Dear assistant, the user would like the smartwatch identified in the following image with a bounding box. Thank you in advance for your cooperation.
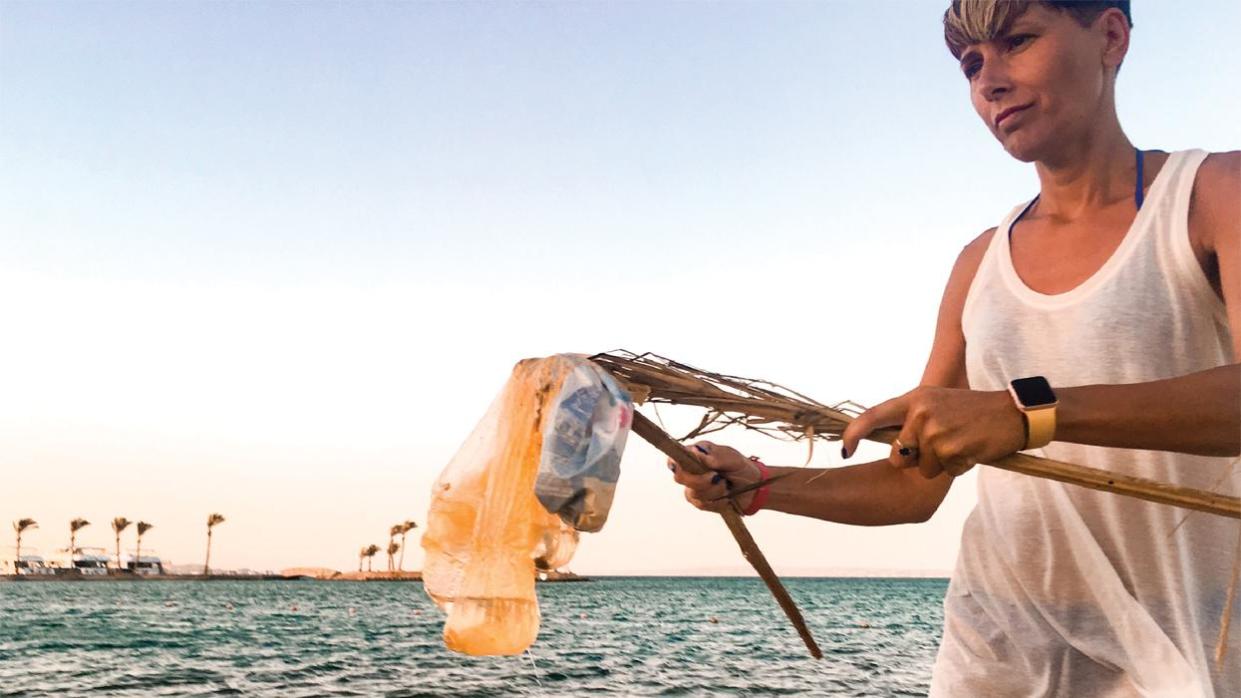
[1008,376,1058,450]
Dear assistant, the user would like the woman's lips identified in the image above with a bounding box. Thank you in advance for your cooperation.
[995,103,1033,128]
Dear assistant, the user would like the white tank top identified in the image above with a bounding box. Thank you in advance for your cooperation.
[930,149,1239,697]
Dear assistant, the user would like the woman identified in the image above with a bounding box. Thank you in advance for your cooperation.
[673,2,1239,695]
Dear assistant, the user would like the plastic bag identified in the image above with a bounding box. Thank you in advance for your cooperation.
[536,359,631,532]
[420,354,631,656]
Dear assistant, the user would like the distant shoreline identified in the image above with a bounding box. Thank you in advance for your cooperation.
[2,574,286,582]
[3,573,948,583]
[1,571,592,583]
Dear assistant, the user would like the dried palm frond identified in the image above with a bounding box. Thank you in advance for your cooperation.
[591,350,1239,519]
[593,350,863,444]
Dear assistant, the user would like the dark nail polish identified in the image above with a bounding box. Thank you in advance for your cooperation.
[899,447,912,457]
[841,446,849,459]
[711,473,723,485]
[695,445,709,454]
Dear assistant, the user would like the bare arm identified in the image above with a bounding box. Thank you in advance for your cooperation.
[675,230,996,524]
[1054,367,1239,456]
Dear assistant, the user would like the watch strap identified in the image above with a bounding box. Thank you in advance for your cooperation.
[1024,406,1055,450]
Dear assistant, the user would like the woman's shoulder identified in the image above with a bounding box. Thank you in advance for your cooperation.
[1192,150,1239,204]
[1189,150,1239,253]
[1196,150,1240,199]
[954,227,998,281]
[1201,149,1241,171]
[940,227,1000,324]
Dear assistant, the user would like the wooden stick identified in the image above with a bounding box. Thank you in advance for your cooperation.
[863,427,1240,519]
[631,412,823,660]
[1215,524,1241,667]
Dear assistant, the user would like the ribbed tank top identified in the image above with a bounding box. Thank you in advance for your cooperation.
[929,149,1239,697]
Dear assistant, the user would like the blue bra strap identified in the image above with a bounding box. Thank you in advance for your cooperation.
[1012,148,1144,240]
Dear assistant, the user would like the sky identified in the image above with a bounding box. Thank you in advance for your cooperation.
[2,0,1238,576]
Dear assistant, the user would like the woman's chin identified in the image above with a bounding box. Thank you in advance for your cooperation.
[999,133,1045,164]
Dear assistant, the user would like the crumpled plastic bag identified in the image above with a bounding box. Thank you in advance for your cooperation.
[536,359,631,532]
[420,354,632,656]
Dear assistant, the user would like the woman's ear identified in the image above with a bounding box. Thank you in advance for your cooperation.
[1098,7,1131,72]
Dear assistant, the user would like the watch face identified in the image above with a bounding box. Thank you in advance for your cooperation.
[1011,376,1057,407]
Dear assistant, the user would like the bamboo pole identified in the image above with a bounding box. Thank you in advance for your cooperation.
[631,412,823,660]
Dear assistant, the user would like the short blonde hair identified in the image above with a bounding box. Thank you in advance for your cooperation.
[943,1,1134,60]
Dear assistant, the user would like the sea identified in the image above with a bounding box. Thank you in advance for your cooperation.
[0,577,948,696]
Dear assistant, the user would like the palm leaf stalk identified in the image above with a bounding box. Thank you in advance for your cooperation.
[629,410,821,658]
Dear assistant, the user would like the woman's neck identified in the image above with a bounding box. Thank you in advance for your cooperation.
[1032,114,1136,222]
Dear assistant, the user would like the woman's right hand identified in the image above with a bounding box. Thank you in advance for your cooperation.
[669,441,762,512]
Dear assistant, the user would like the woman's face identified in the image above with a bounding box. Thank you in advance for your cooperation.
[959,5,1126,163]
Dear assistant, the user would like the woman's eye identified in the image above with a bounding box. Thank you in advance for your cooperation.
[1007,34,1034,50]
[964,62,981,79]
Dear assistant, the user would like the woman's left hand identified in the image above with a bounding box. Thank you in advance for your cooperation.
[840,386,1027,478]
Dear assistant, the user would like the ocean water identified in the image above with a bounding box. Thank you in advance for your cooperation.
[0,577,947,696]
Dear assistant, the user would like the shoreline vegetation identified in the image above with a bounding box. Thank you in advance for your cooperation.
[7,514,590,583]
[1,569,591,583]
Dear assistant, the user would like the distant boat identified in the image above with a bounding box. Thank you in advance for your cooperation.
[125,550,165,576]
[68,547,111,576]
[4,550,56,576]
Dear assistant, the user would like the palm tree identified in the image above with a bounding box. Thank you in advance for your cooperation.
[13,519,37,572]
[68,518,90,566]
[134,521,154,572]
[397,520,417,572]
[111,517,132,571]
[358,546,367,572]
[388,524,403,572]
[386,540,400,573]
[363,544,380,572]
[203,513,225,576]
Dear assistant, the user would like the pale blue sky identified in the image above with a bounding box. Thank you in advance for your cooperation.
[2,1,1238,574]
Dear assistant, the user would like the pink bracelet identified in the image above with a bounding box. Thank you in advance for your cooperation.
[742,456,770,516]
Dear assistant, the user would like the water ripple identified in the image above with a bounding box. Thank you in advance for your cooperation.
[0,577,945,696]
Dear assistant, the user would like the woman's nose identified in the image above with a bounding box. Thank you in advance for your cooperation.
[976,59,1012,103]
